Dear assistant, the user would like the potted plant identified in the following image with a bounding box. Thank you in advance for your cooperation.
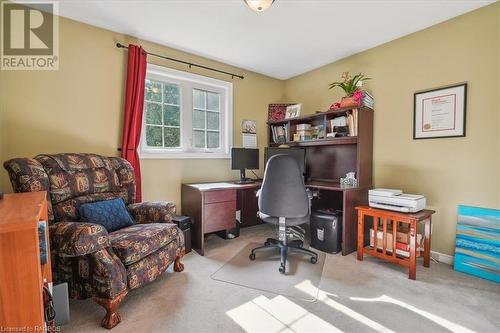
[329,72,371,108]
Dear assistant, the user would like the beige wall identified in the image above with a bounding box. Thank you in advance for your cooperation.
[0,15,285,204]
[1,3,498,256]
[284,2,500,255]
[498,2,500,207]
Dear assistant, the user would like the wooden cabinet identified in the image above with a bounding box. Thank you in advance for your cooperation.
[204,200,236,233]
[181,182,261,255]
[0,192,52,330]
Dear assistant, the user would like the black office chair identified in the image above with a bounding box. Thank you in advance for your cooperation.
[249,154,318,274]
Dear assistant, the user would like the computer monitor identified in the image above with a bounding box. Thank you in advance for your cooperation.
[231,148,259,184]
[264,147,306,177]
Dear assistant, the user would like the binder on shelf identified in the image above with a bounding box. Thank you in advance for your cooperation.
[271,124,287,143]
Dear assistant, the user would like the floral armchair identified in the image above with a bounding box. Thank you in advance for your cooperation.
[4,153,184,329]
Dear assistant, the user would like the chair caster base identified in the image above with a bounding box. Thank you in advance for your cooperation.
[249,237,318,275]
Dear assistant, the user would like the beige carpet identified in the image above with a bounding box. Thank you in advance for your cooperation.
[211,242,326,301]
[62,224,500,333]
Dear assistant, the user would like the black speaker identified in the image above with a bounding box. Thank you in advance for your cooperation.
[172,216,192,231]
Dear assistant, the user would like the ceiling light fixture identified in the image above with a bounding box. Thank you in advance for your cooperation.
[244,0,275,12]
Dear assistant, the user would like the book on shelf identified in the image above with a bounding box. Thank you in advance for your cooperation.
[270,124,287,143]
[331,116,347,127]
[362,91,374,108]
[345,109,358,136]
[330,110,358,137]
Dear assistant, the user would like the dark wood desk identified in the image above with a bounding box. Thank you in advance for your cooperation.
[181,180,369,256]
[181,182,261,256]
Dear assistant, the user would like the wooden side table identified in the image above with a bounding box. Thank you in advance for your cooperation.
[355,206,435,280]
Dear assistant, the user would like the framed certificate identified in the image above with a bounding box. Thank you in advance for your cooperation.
[413,83,467,139]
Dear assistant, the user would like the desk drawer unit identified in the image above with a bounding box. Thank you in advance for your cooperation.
[203,190,236,234]
[204,190,236,204]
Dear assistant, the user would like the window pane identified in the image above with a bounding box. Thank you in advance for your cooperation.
[145,102,162,125]
[164,105,180,126]
[206,111,219,130]
[207,111,220,131]
[207,92,220,111]
[193,130,205,148]
[207,131,219,148]
[145,80,161,102]
[146,126,162,147]
[193,109,205,129]
[164,84,180,105]
[193,89,206,109]
[164,127,180,147]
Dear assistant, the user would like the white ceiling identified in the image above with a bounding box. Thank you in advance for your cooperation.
[51,0,494,79]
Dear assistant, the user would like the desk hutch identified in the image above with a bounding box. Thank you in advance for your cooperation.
[182,106,374,256]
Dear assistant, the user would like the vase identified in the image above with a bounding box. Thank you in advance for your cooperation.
[340,96,359,108]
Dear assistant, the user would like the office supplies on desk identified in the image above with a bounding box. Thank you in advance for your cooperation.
[340,172,358,187]
[369,188,426,213]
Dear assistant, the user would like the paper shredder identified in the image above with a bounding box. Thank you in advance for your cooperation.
[310,209,342,254]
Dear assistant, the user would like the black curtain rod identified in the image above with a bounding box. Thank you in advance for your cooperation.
[116,43,244,80]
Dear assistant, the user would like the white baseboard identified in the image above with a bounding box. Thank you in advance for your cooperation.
[430,251,454,265]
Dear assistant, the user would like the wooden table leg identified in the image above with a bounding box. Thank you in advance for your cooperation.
[357,212,364,261]
[423,217,431,267]
[409,220,417,280]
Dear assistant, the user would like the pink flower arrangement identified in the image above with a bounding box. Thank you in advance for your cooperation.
[352,90,364,102]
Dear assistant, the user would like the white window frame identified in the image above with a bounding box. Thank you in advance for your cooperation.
[140,64,233,159]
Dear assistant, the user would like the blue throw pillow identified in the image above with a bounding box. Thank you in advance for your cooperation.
[79,198,134,232]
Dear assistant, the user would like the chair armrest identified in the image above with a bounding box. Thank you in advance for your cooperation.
[50,222,110,257]
[127,201,176,224]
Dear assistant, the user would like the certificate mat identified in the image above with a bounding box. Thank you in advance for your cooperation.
[414,83,467,139]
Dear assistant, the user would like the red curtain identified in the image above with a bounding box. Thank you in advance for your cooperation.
[121,44,147,202]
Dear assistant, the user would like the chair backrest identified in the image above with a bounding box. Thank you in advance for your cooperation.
[3,153,136,223]
[258,154,309,218]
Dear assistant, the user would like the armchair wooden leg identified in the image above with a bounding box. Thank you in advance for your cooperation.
[174,252,185,272]
[94,290,128,329]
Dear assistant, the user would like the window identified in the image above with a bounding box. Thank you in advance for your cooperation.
[140,64,233,159]
[144,81,181,148]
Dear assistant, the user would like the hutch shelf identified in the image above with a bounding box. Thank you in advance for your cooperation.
[266,105,374,255]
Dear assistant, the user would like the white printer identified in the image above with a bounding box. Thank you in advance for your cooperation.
[368,188,426,213]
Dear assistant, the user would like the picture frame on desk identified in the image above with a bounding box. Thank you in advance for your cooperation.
[413,83,467,139]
